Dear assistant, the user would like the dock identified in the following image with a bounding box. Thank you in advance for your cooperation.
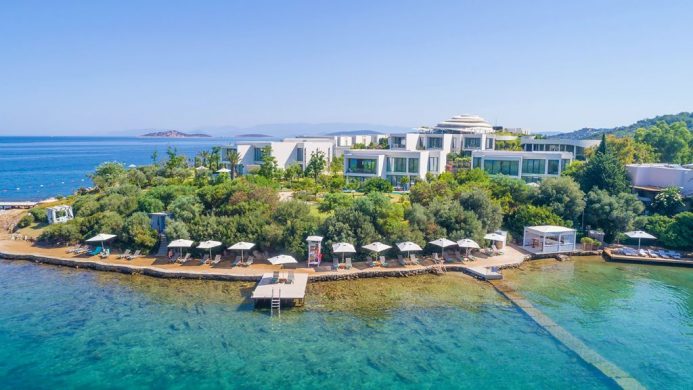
[604,248,693,267]
[251,272,308,307]
[461,265,502,280]
[0,201,38,210]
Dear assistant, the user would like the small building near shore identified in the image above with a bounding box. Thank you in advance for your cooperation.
[522,225,577,254]
[46,205,74,224]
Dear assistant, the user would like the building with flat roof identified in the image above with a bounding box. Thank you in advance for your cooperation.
[626,163,693,201]
[522,225,577,254]
[343,148,445,189]
[471,150,573,182]
[520,136,600,160]
[222,138,334,174]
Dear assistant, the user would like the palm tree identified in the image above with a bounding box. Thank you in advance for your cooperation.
[226,149,241,179]
[210,147,222,170]
[199,151,211,168]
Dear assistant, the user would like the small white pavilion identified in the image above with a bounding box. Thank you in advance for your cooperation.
[522,225,577,254]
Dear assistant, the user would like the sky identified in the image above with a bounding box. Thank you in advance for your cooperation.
[1,0,692,136]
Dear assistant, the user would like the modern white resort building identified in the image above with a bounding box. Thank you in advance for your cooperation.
[220,114,601,188]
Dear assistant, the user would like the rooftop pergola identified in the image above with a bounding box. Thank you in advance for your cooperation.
[522,225,577,254]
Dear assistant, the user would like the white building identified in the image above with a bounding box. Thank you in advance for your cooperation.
[626,163,693,201]
[471,150,573,182]
[522,225,577,254]
[222,138,334,174]
[520,136,601,161]
[343,148,445,189]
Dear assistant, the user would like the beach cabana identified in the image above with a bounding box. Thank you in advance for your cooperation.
[457,238,480,257]
[197,240,222,259]
[228,241,255,262]
[429,238,456,258]
[332,242,356,263]
[522,226,576,254]
[168,239,194,258]
[397,241,422,258]
[85,233,116,250]
[483,232,506,249]
[267,255,297,268]
[624,231,656,250]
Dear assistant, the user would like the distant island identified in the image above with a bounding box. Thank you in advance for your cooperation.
[236,133,271,138]
[140,130,211,138]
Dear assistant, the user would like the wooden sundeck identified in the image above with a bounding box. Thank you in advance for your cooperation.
[461,266,502,280]
[604,248,693,267]
[251,272,308,304]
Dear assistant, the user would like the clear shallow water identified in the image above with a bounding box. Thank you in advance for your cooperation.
[0,136,246,201]
[504,257,693,389]
[0,261,615,389]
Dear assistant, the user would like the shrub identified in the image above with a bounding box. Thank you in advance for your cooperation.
[28,207,47,223]
[38,222,82,244]
[360,178,393,193]
[16,214,34,229]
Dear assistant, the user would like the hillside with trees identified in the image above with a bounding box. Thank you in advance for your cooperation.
[553,112,693,140]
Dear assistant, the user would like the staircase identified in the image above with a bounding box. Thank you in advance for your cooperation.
[155,234,168,257]
[270,288,281,317]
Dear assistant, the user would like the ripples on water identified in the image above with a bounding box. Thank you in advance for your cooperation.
[0,260,621,389]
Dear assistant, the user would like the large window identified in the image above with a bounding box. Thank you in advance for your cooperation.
[408,158,419,173]
[391,137,405,148]
[472,157,482,168]
[253,147,265,161]
[428,157,439,172]
[427,137,443,149]
[547,159,559,175]
[522,159,545,175]
[388,157,407,172]
[347,158,377,174]
[464,137,481,149]
[486,138,494,149]
[483,160,519,176]
[296,147,304,161]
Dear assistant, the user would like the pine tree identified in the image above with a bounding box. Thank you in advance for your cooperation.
[579,134,630,195]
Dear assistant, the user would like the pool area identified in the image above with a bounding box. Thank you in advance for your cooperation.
[0,257,690,389]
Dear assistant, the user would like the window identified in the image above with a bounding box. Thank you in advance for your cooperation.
[464,137,481,148]
[391,137,405,148]
[408,158,419,173]
[427,137,443,149]
[483,160,519,176]
[472,157,482,168]
[522,159,545,175]
[428,157,439,172]
[347,158,377,174]
[253,147,265,161]
[388,157,407,172]
[486,138,494,149]
[547,160,559,175]
[561,159,570,171]
[296,147,304,161]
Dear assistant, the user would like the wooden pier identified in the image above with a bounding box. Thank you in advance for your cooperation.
[251,272,308,307]
[604,248,693,267]
[461,265,502,280]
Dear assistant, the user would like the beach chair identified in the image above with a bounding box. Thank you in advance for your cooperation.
[100,248,110,259]
[379,256,387,267]
[271,271,280,283]
[638,249,649,257]
[233,256,243,266]
[398,255,407,266]
[118,249,131,259]
[333,257,340,270]
[211,254,222,265]
[245,256,254,266]
[368,255,377,267]
[646,249,659,258]
[200,254,209,264]
[432,253,440,263]
[345,257,352,269]
[657,250,670,259]
[287,270,295,284]
[177,253,191,264]
[670,251,682,259]
[88,247,102,256]
[127,249,141,260]
[410,254,419,265]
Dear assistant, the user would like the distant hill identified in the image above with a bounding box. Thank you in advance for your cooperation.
[140,130,211,138]
[236,133,271,138]
[551,112,693,140]
[323,130,384,136]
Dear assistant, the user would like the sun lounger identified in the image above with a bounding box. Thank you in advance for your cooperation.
[410,254,419,265]
[379,256,387,267]
[669,251,682,259]
[200,254,209,264]
[177,253,191,264]
[127,249,141,260]
[368,255,377,267]
[646,249,659,258]
[233,256,243,266]
[88,247,102,256]
[638,249,649,257]
[287,270,295,284]
[271,271,280,283]
[245,256,254,266]
[211,254,222,265]
[333,257,340,270]
[398,255,407,266]
[656,250,670,259]
[433,253,441,263]
[345,257,352,269]
[118,249,131,259]
[100,248,110,258]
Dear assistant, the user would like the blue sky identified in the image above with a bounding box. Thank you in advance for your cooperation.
[1,0,692,135]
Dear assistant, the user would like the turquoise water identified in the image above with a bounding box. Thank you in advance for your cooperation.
[504,258,693,389]
[0,136,257,201]
[0,260,616,389]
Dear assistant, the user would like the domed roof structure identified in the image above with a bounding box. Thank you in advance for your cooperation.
[433,114,494,134]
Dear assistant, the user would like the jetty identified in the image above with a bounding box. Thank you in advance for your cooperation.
[0,201,38,210]
[251,272,308,309]
[604,248,693,267]
[461,265,502,280]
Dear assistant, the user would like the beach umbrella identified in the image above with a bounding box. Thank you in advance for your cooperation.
[332,242,356,263]
[267,254,297,266]
[363,242,392,254]
[457,238,480,257]
[168,239,194,257]
[197,240,222,259]
[397,241,422,258]
[216,168,231,174]
[624,231,656,250]
[483,233,506,242]
[128,164,137,169]
[85,233,116,250]
[195,166,208,171]
[429,238,456,258]
[228,241,255,261]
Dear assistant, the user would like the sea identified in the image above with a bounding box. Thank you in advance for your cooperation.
[0,257,690,388]
[0,136,251,202]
